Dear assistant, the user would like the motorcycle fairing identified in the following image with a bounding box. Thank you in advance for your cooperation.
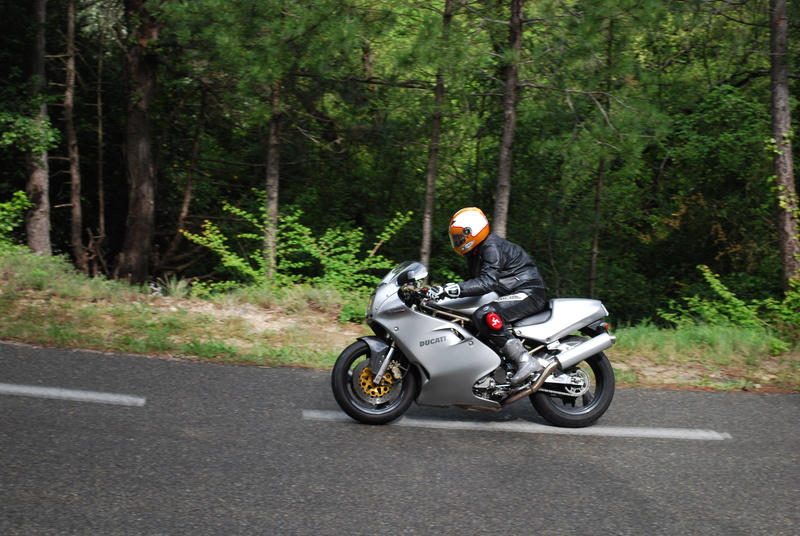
[513,299,609,344]
[436,295,608,345]
[373,306,501,409]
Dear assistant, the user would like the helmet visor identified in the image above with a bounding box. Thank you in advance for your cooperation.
[449,231,467,250]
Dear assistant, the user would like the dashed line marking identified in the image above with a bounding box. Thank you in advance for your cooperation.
[0,383,146,407]
[302,410,732,440]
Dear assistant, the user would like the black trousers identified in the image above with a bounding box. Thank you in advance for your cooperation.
[471,288,548,351]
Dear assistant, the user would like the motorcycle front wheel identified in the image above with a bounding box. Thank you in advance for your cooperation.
[331,340,417,425]
[530,337,615,428]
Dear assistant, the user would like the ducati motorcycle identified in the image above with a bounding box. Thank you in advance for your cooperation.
[331,261,617,428]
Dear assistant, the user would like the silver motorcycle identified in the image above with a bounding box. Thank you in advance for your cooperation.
[331,261,617,428]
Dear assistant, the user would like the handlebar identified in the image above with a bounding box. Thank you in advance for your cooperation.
[399,284,430,307]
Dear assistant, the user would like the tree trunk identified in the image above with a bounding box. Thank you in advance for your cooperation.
[25,0,51,256]
[160,94,206,269]
[589,160,605,299]
[65,0,88,273]
[493,0,524,238]
[770,0,800,287]
[91,29,107,277]
[264,84,282,280]
[420,0,453,271]
[420,72,444,271]
[115,0,161,283]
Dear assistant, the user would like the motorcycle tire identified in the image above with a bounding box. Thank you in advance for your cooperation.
[530,336,615,428]
[331,340,417,425]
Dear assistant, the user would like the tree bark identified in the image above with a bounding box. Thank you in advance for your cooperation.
[25,0,51,256]
[115,0,161,283]
[159,94,206,270]
[420,0,453,271]
[264,84,282,280]
[589,160,605,299]
[770,0,800,287]
[91,29,107,277]
[493,0,524,238]
[65,0,88,273]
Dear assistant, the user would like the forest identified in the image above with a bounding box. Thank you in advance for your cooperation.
[1,0,798,328]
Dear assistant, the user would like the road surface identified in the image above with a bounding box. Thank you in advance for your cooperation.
[1,342,798,535]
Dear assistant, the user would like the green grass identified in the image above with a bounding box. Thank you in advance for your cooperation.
[610,321,799,390]
[613,322,783,367]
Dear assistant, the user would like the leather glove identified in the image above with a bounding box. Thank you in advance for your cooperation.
[426,286,445,300]
[443,282,461,298]
[426,282,461,301]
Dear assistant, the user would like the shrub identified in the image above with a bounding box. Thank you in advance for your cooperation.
[0,192,33,248]
[658,265,799,352]
[183,196,412,294]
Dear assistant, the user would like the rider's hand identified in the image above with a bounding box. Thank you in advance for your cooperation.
[443,282,461,298]
[426,286,445,300]
[427,283,461,301]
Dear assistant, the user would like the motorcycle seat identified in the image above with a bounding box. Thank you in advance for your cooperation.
[511,300,553,327]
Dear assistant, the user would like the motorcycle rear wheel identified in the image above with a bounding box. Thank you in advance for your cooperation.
[331,340,417,425]
[530,337,615,428]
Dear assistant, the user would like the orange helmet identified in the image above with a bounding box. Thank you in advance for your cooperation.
[449,207,490,255]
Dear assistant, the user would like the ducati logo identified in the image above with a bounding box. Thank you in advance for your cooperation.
[420,336,447,347]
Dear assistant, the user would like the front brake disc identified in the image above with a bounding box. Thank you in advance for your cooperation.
[358,365,394,398]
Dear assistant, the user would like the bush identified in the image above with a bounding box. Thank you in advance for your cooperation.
[183,197,412,295]
[658,265,799,352]
[0,192,33,248]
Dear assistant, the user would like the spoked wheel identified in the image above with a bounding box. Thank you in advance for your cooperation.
[531,336,615,428]
[331,340,417,425]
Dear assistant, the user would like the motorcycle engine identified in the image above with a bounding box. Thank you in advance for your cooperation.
[472,368,511,400]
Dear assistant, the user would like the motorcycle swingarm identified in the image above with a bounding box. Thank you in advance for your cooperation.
[542,371,584,387]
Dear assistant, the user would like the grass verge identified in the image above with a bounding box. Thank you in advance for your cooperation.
[608,322,799,392]
[1,248,797,392]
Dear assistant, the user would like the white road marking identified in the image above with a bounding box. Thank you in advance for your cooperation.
[0,383,146,407]
[302,410,732,441]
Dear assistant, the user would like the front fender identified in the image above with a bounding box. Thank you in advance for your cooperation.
[360,336,392,373]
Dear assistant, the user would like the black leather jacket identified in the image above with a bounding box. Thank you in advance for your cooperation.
[459,233,546,296]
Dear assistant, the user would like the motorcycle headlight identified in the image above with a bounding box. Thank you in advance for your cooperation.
[365,294,375,318]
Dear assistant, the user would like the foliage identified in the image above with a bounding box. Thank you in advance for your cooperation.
[0,0,797,329]
[758,280,800,345]
[183,199,413,293]
[0,191,32,247]
[0,111,60,154]
[278,209,413,291]
[658,265,800,351]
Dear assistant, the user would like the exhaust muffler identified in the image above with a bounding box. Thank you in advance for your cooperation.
[555,332,616,370]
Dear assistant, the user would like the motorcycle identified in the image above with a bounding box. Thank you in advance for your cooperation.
[331,261,617,428]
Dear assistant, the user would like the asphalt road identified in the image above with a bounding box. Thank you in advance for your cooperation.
[1,342,798,535]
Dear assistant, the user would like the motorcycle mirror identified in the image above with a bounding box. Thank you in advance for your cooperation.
[397,266,427,286]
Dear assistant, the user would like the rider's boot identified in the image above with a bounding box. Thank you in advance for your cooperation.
[501,338,542,386]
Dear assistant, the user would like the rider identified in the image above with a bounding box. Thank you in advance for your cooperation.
[427,207,548,386]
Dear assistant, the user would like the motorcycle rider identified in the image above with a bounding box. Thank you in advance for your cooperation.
[427,207,548,386]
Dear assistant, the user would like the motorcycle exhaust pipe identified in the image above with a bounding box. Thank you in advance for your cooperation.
[555,332,616,370]
[500,360,560,407]
[495,333,616,410]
